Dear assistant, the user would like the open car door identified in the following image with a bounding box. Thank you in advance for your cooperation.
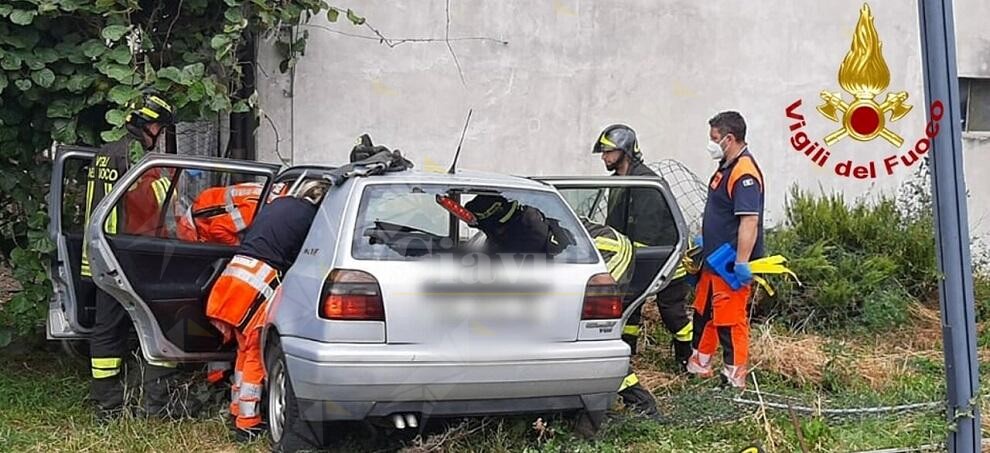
[47,146,99,339]
[86,154,279,363]
[534,176,687,321]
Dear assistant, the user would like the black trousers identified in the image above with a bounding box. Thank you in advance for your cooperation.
[623,279,692,354]
[90,288,175,412]
[90,288,130,360]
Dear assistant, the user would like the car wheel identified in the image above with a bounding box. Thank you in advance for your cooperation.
[59,340,89,365]
[266,336,323,452]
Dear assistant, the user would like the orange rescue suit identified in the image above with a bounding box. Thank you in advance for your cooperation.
[177,183,262,245]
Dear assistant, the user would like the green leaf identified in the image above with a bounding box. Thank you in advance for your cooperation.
[100,127,128,143]
[101,25,129,42]
[180,63,205,83]
[326,8,339,22]
[65,73,94,92]
[14,79,31,91]
[107,85,139,105]
[47,99,79,118]
[1,53,22,70]
[106,45,131,65]
[102,64,135,83]
[346,9,365,25]
[30,68,55,88]
[52,118,77,143]
[187,81,205,101]
[232,100,250,113]
[34,48,59,64]
[157,66,184,84]
[210,34,232,50]
[24,55,45,71]
[9,10,37,26]
[104,109,126,127]
[224,7,243,23]
[0,5,13,17]
[81,39,107,58]
[0,328,11,348]
[0,74,7,95]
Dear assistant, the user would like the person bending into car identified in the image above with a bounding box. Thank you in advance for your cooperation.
[463,196,663,419]
[463,194,569,255]
[206,179,328,441]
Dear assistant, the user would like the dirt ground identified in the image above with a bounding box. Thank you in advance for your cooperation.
[0,262,21,305]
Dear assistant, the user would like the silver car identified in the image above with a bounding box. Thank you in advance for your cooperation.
[48,147,686,450]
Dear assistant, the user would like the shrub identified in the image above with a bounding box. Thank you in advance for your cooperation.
[755,186,936,330]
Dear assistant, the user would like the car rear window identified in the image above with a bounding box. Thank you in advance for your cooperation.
[352,184,597,263]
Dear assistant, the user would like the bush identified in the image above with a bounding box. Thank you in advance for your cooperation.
[755,186,936,330]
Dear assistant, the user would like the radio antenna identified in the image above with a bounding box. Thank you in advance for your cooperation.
[448,109,473,174]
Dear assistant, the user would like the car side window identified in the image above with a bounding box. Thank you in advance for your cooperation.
[558,185,678,247]
[106,166,269,246]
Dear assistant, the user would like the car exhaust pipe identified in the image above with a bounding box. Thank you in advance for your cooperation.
[392,414,406,429]
[405,413,418,429]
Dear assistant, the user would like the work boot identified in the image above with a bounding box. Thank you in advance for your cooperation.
[618,384,663,421]
[721,365,748,389]
[89,377,125,421]
[686,351,714,379]
[232,424,267,444]
[672,340,693,372]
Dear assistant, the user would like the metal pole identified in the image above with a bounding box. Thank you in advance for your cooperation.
[917,0,981,451]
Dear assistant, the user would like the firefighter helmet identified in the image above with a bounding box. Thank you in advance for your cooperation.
[464,195,519,230]
[592,124,641,161]
[125,91,174,149]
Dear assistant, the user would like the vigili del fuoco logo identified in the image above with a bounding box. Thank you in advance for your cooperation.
[785,3,944,179]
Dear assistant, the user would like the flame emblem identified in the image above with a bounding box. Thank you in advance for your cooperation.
[817,3,912,147]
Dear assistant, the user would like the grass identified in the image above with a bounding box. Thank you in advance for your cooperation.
[0,301,963,453]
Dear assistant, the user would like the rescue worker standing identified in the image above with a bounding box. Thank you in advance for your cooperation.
[686,111,765,389]
[592,124,693,370]
[206,180,327,440]
[85,93,176,419]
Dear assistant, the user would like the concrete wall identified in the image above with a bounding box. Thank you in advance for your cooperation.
[256,0,989,254]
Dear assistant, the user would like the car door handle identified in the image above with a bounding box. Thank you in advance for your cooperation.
[198,258,229,294]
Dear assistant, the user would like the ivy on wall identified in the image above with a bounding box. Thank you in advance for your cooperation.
[0,0,363,345]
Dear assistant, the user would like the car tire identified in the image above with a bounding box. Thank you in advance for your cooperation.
[266,336,324,453]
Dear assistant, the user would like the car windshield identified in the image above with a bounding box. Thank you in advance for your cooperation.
[352,184,597,263]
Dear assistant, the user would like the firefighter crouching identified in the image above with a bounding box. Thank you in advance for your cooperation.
[205,180,328,440]
[85,93,178,419]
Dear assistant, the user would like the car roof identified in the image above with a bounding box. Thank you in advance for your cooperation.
[283,165,552,191]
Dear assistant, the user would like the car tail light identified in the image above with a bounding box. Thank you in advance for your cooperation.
[582,273,622,320]
[320,269,385,321]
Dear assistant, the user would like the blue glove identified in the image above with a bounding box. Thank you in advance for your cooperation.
[691,235,703,249]
[734,262,753,285]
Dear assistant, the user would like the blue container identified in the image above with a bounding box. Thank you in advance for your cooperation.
[705,243,743,290]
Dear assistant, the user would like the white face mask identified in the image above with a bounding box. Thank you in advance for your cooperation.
[706,136,728,160]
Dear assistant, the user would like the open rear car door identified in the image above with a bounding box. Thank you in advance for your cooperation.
[85,154,278,363]
[48,146,99,339]
[534,176,687,321]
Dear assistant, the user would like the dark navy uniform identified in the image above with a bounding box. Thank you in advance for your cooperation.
[237,196,319,274]
[700,148,765,264]
[691,147,765,383]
